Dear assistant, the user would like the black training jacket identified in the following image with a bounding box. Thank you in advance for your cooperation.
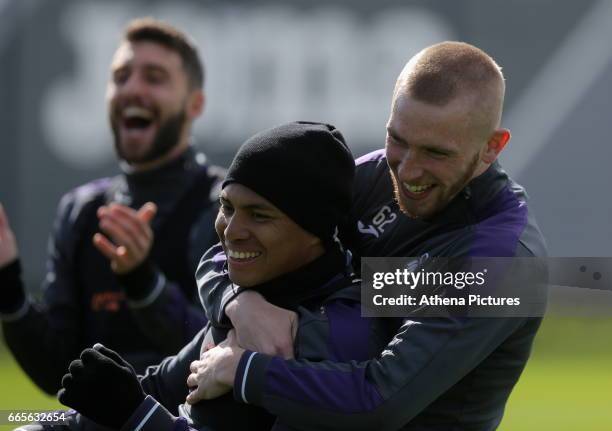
[0,148,224,394]
[199,149,548,431]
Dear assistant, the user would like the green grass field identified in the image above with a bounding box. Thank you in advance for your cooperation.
[1,315,611,431]
[499,315,612,430]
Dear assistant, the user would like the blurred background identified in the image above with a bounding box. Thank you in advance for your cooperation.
[0,0,611,429]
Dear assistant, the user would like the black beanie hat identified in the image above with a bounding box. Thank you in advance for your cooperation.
[223,121,355,242]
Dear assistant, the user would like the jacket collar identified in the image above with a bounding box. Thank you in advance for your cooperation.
[247,245,350,310]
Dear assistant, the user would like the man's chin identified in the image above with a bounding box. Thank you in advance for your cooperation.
[113,130,154,161]
[395,192,431,220]
[398,204,428,220]
[116,146,153,164]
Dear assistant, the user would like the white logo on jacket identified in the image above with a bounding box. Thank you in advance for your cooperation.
[358,205,398,238]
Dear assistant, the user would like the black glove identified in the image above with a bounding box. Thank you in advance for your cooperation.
[58,344,146,429]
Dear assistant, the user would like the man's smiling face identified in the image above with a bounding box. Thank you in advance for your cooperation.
[215,183,323,287]
[385,93,484,219]
[107,40,192,164]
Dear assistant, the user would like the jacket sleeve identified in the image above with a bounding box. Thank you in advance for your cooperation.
[1,193,83,395]
[138,327,207,415]
[232,315,528,430]
[120,396,193,431]
[196,244,238,328]
[118,264,205,356]
[119,202,220,354]
[231,253,546,431]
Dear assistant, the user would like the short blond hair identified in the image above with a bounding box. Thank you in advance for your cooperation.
[394,41,505,133]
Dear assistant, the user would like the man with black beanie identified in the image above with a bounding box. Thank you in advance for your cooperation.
[221,121,353,245]
[191,42,548,431]
[55,122,394,431]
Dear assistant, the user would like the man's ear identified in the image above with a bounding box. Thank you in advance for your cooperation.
[481,128,510,164]
[187,89,205,120]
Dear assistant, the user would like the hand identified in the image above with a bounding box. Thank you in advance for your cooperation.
[186,330,244,404]
[93,202,156,274]
[226,290,298,358]
[58,344,146,429]
[0,203,19,268]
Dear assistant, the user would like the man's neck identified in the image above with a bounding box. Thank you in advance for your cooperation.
[124,141,190,173]
[472,161,493,180]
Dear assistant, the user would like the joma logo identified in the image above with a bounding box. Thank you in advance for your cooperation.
[358,205,397,238]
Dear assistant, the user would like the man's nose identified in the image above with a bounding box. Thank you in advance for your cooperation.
[224,213,250,242]
[118,73,146,98]
[397,150,425,181]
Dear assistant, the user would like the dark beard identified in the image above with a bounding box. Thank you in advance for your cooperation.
[112,110,187,164]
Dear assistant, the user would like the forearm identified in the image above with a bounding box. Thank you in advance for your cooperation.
[233,316,526,430]
[139,327,207,415]
[2,304,80,394]
[196,244,237,327]
[120,262,207,353]
[120,396,193,431]
[0,259,81,394]
[0,259,27,316]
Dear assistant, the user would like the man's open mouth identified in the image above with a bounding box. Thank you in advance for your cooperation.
[227,249,262,262]
[402,182,436,200]
[122,105,155,130]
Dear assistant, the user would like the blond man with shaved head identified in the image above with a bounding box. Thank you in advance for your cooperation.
[191,42,548,431]
[388,41,509,219]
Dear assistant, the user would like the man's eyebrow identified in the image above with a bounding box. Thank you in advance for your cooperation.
[113,62,169,74]
[242,204,275,212]
[386,127,407,145]
[141,63,170,75]
[219,196,275,212]
[387,127,456,155]
[111,63,129,73]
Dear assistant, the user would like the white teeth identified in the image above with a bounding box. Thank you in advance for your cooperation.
[228,249,262,259]
[403,183,433,194]
[123,106,153,120]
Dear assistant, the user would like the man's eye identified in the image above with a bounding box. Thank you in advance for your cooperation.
[387,135,410,149]
[220,204,234,214]
[252,212,270,222]
[386,135,399,145]
[146,71,165,84]
[428,149,448,158]
[113,70,129,85]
